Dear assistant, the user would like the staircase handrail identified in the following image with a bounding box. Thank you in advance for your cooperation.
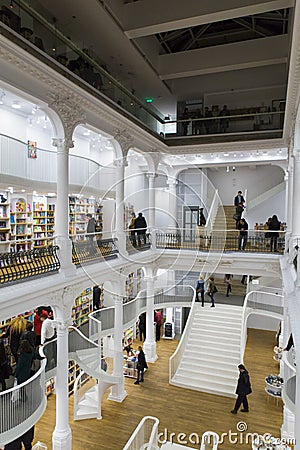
[169,285,196,381]
[123,416,160,450]
[244,188,248,211]
[0,359,47,446]
[247,182,285,210]
[205,189,219,234]
[240,290,284,361]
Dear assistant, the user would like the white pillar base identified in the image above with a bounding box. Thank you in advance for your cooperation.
[52,427,72,450]
[144,340,157,363]
[56,236,76,277]
[281,405,295,441]
[108,383,127,403]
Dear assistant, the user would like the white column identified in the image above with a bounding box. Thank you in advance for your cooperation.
[292,149,300,285]
[144,272,157,362]
[52,138,75,276]
[52,322,72,450]
[295,366,300,449]
[114,159,127,256]
[167,177,177,229]
[287,159,294,232]
[108,295,127,402]
[148,173,156,229]
[284,171,289,226]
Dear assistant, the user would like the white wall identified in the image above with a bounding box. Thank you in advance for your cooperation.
[248,315,278,332]
[245,190,286,227]
[102,199,115,235]
[207,165,284,204]
[124,161,148,222]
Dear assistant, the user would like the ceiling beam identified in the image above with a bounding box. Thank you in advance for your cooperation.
[122,0,294,38]
[158,35,288,80]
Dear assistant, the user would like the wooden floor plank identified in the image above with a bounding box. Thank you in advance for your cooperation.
[34,328,283,449]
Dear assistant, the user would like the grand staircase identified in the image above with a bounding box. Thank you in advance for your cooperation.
[212,205,239,250]
[171,303,243,397]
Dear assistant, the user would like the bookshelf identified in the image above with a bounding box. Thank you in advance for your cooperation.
[0,194,10,253]
[69,196,103,238]
[32,197,55,248]
[10,197,33,252]
[72,287,93,327]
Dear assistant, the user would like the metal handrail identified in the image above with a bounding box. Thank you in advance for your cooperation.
[123,416,160,450]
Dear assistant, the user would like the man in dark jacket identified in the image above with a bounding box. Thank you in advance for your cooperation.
[134,346,148,384]
[234,191,245,207]
[237,218,248,251]
[199,208,206,226]
[134,213,147,246]
[231,364,252,413]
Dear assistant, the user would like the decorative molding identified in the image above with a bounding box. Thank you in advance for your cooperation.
[113,128,134,157]
[49,94,86,142]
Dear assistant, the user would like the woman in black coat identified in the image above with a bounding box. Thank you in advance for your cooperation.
[231,364,252,414]
[268,214,281,252]
[0,340,12,391]
[15,340,43,385]
[134,346,148,385]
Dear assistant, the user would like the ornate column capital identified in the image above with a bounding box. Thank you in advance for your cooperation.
[167,177,177,186]
[147,172,157,179]
[49,93,86,143]
[113,157,128,168]
[52,137,74,150]
[113,128,134,157]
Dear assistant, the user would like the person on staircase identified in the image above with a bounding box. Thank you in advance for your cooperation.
[134,346,148,385]
[224,274,232,297]
[198,208,206,226]
[196,274,205,306]
[237,218,248,251]
[231,364,252,414]
[234,191,245,207]
[206,276,217,307]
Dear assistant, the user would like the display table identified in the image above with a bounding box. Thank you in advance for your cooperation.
[265,374,283,405]
[123,350,147,379]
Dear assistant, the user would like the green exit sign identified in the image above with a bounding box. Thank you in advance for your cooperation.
[145,98,153,103]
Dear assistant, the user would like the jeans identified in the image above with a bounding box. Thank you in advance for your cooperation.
[196,290,205,306]
[270,236,278,252]
[238,234,248,250]
[207,292,215,306]
[136,368,144,382]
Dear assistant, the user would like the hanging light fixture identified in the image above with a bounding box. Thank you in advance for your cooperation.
[9,0,14,9]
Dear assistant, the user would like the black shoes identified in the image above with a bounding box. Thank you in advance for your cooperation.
[231,410,237,414]
[134,381,139,385]
[211,305,215,307]
[140,379,144,382]
[241,409,249,412]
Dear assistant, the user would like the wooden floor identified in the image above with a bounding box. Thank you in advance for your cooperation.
[35,329,283,449]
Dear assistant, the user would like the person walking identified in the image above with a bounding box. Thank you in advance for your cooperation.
[196,274,205,306]
[207,276,217,307]
[4,316,27,363]
[224,274,232,297]
[0,339,12,392]
[128,212,137,246]
[154,310,162,341]
[134,346,148,384]
[199,208,206,226]
[237,218,248,251]
[134,212,147,246]
[138,312,146,341]
[21,321,36,349]
[268,214,281,252]
[234,191,245,207]
[231,364,252,414]
[15,340,43,385]
[4,426,35,450]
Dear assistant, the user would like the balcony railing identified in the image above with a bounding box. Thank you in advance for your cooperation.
[71,233,118,266]
[0,245,60,284]
[0,2,285,142]
[126,229,151,253]
[155,229,286,253]
[0,359,47,447]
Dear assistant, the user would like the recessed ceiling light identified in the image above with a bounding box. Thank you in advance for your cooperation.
[233,153,236,158]
[83,130,90,136]
[210,153,214,158]
[223,152,229,157]
[47,192,56,197]
[21,189,26,193]
[12,101,21,109]
[33,190,37,195]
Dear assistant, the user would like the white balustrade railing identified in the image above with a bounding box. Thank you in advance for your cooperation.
[169,286,196,381]
[205,189,220,234]
[0,359,47,447]
[240,290,284,361]
[123,416,160,450]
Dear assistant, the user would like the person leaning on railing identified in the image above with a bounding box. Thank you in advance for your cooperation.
[268,215,281,252]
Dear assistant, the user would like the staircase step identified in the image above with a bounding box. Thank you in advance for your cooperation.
[191,323,241,333]
[188,337,240,350]
[181,356,239,371]
[177,365,237,380]
[171,375,236,398]
[184,349,240,363]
